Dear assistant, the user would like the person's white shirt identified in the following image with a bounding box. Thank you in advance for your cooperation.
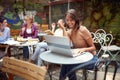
[54,28,63,36]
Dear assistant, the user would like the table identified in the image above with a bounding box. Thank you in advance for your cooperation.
[40,50,93,64]
[38,32,47,37]
[37,32,47,42]
[3,38,39,58]
[40,50,93,80]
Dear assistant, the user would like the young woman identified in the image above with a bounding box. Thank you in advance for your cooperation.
[58,9,98,80]
[19,15,39,60]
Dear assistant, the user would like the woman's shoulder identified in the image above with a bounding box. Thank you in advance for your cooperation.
[5,27,10,31]
[79,25,92,39]
[79,25,88,32]
[21,23,27,28]
[32,23,38,28]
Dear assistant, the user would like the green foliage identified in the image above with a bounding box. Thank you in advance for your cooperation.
[26,1,44,11]
[83,0,120,45]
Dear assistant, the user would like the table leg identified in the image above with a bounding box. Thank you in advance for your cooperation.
[7,46,11,57]
[28,45,34,58]
[42,61,53,80]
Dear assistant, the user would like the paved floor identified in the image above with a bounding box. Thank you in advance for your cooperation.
[13,66,120,80]
[6,61,120,80]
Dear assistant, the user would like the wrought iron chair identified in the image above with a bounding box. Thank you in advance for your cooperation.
[91,29,114,59]
[1,57,47,80]
[92,29,120,61]
[65,59,120,80]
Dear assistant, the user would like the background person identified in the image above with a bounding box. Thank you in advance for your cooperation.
[19,15,39,60]
[0,17,10,43]
[29,19,65,66]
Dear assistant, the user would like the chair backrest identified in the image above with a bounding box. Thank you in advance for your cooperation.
[10,29,20,37]
[1,57,47,80]
[40,24,49,32]
[91,29,113,57]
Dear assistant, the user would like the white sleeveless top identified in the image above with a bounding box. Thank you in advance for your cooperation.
[54,28,63,36]
[26,28,32,34]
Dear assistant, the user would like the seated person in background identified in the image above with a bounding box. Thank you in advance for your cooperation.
[19,15,39,60]
[0,17,10,43]
[45,21,64,36]
[29,19,65,66]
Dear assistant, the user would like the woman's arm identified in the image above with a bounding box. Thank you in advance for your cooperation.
[57,20,71,42]
[19,23,26,37]
[19,27,25,37]
[79,27,96,55]
[51,23,56,33]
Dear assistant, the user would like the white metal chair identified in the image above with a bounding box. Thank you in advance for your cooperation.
[91,29,114,59]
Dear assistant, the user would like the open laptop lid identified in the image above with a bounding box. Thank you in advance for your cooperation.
[44,35,73,57]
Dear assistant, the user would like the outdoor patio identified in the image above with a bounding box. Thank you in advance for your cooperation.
[0,0,120,80]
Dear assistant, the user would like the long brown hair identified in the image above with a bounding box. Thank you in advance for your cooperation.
[65,9,80,30]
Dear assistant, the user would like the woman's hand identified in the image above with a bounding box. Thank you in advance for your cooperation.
[57,20,65,30]
[73,48,86,54]
[21,27,25,34]
[51,23,56,30]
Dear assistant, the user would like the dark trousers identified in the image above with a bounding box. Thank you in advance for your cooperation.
[59,55,98,80]
[23,46,29,59]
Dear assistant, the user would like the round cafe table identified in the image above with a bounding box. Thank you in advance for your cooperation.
[40,50,93,80]
[40,50,93,65]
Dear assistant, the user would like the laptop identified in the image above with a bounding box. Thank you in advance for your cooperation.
[44,35,85,57]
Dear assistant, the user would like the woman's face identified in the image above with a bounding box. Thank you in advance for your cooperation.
[65,15,75,29]
[0,20,7,30]
[24,17,32,24]
[3,20,7,26]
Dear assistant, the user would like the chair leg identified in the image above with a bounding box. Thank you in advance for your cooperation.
[83,69,87,80]
[43,61,53,80]
[48,70,53,80]
[7,73,14,80]
[7,47,11,57]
